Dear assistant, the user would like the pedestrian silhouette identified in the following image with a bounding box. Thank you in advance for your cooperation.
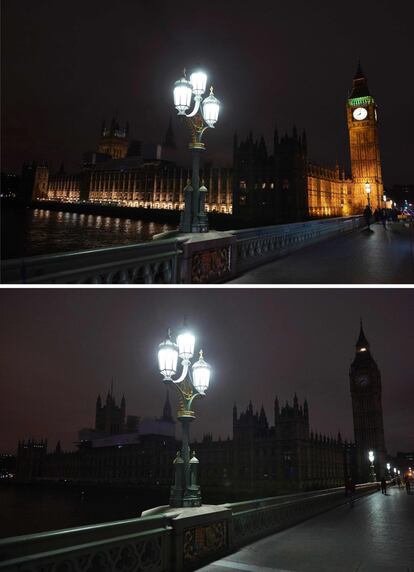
[364,205,372,229]
[381,476,387,495]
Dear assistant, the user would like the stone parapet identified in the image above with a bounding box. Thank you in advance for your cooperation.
[0,484,379,572]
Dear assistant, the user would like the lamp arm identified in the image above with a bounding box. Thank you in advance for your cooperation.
[172,360,190,384]
[185,96,202,118]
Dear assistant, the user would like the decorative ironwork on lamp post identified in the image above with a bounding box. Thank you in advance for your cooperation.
[157,325,212,507]
[368,450,376,482]
[173,69,221,233]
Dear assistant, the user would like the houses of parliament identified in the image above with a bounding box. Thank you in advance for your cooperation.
[27,64,384,223]
[16,322,388,494]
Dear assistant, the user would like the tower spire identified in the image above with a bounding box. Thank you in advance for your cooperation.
[350,60,370,98]
[356,319,370,350]
[354,58,364,79]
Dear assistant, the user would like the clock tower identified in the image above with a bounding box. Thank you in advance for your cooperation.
[347,63,384,212]
[349,321,386,481]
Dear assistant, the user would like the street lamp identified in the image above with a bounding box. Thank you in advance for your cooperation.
[365,181,371,208]
[158,326,212,507]
[173,68,221,233]
[386,462,391,480]
[368,450,376,482]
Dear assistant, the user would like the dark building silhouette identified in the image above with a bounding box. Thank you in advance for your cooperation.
[163,116,176,150]
[95,386,126,434]
[15,322,388,492]
[16,439,47,483]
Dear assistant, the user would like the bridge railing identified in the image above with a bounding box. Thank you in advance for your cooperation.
[230,215,364,275]
[0,483,379,572]
[225,482,378,549]
[1,216,364,284]
[1,237,186,284]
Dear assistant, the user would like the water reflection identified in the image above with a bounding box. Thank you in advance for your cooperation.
[2,207,176,259]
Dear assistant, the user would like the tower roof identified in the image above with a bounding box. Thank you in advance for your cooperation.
[356,319,370,350]
[350,61,371,98]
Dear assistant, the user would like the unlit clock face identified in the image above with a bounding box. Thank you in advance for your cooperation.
[357,375,369,386]
[353,107,368,121]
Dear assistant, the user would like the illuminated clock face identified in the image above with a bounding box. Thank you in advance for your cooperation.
[357,375,369,386]
[353,107,368,121]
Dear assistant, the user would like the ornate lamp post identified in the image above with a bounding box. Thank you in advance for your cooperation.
[173,69,221,233]
[157,326,212,507]
[365,181,371,208]
[368,450,376,482]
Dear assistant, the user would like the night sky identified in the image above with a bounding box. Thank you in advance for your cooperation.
[2,0,414,183]
[0,289,412,456]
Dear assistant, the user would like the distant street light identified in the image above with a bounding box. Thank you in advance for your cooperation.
[368,450,376,482]
[173,68,221,233]
[158,325,212,507]
[386,462,391,480]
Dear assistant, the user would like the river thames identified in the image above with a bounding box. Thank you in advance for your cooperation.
[0,484,170,538]
[1,206,176,260]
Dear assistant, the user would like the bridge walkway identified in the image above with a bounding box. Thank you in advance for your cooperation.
[199,486,414,572]
[229,221,414,284]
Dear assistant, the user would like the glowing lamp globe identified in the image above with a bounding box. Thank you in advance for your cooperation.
[177,331,195,360]
[202,87,220,128]
[387,463,391,470]
[158,337,179,380]
[190,70,207,96]
[192,350,211,394]
[174,77,193,115]
[365,182,371,195]
[368,451,374,463]
[394,468,397,474]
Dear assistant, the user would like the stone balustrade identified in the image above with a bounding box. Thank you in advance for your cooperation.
[0,483,379,572]
[230,215,364,275]
[1,237,186,284]
[1,216,364,284]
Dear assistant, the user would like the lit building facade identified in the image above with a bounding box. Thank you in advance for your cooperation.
[30,65,383,222]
